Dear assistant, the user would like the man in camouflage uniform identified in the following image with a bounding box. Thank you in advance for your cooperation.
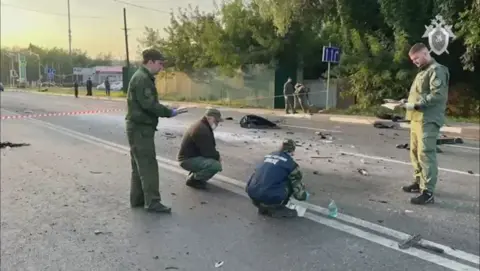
[126,48,187,213]
[246,139,310,218]
[294,83,309,114]
[400,43,450,205]
[283,77,296,114]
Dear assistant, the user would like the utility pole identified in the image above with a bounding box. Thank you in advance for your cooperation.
[122,7,130,94]
[67,0,72,57]
[123,8,130,69]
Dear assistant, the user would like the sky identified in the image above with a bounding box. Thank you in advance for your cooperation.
[0,0,215,59]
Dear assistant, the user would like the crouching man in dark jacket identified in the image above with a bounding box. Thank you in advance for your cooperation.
[177,108,223,190]
[246,139,309,218]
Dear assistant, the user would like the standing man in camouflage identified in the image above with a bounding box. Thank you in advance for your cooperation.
[283,77,296,114]
[126,48,187,213]
[294,83,309,114]
[177,108,223,190]
[246,139,310,218]
[400,43,450,205]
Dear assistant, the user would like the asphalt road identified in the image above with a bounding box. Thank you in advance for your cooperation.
[1,91,479,271]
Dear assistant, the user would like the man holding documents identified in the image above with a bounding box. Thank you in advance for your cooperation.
[397,43,450,205]
[246,139,309,218]
[126,48,188,213]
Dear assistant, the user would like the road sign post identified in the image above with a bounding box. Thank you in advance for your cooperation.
[322,44,340,109]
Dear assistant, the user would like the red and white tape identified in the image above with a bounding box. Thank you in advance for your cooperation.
[0,108,124,120]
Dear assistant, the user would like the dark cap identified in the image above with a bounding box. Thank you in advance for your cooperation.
[281,139,296,152]
[204,108,223,122]
[142,48,165,62]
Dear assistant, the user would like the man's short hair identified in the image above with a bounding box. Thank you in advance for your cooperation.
[409,43,428,54]
[142,48,165,64]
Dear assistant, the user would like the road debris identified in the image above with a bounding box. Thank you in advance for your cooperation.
[373,121,399,129]
[163,132,177,139]
[0,142,30,149]
[369,199,388,204]
[225,117,233,120]
[357,168,369,176]
[215,261,224,268]
[398,234,444,254]
[165,266,179,270]
[396,143,409,150]
[467,170,474,174]
[239,115,279,129]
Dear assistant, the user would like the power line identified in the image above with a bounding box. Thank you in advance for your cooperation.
[0,2,105,19]
[112,0,170,14]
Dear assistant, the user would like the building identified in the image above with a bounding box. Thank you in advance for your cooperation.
[73,66,123,85]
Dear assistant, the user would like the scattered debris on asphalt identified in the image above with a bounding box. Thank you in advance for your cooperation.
[398,234,444,254]
[153,256,159,260]
[215,261,224,268]
[313,171,320,175]
[165,267,179,270]
[94,230,103,235]
[89,171,102,174]
[163,132,177,139]
[404,210,414,214]
[239,115,279,129]
[357,168,369,176]
[467,170,474,174]
[225,117,233,120]
[396,143,409,150]
[369,199,388,204]
[0,142,30,149]
[286,131,294,134]
[373,121,399,129]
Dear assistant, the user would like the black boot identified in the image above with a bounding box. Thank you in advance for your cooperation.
[410,190,434,205]
[402,183,420,193]
[185,173,207,190]
[146,201,172,213]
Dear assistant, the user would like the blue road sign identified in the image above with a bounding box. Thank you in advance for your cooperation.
[322,46,341,63]
[47,67,56,80]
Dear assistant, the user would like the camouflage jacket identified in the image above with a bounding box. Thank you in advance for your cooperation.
[406,59,450,127]
[125,66,173,127]
[287,161,308,201]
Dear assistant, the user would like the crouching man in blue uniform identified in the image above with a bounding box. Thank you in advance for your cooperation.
[246,139,309,218]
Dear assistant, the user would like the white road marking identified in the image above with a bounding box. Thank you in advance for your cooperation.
[13,111,478,270]
[340,151,480,178]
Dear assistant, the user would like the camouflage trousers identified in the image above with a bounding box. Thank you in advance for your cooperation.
[295,94,309,113]
[409,121,440,193]
[179,157,222,182]
[126,123,161,207]
[284,95,296,114]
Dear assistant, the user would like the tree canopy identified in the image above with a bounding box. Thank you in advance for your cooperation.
[137,0,480,113]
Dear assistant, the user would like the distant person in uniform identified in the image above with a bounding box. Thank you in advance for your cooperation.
[126,48,188,213]
[294,83,309,114]
[86,77,93,96]
[177,108,223,190]
[400,43,450,205]
[73,80,79,98]
[246,139,309,218]
[283,77,296,114]
[105,77,111,97]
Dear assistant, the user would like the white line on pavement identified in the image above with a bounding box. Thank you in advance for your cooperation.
[14,111,478,269]
[340,151,480,178]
